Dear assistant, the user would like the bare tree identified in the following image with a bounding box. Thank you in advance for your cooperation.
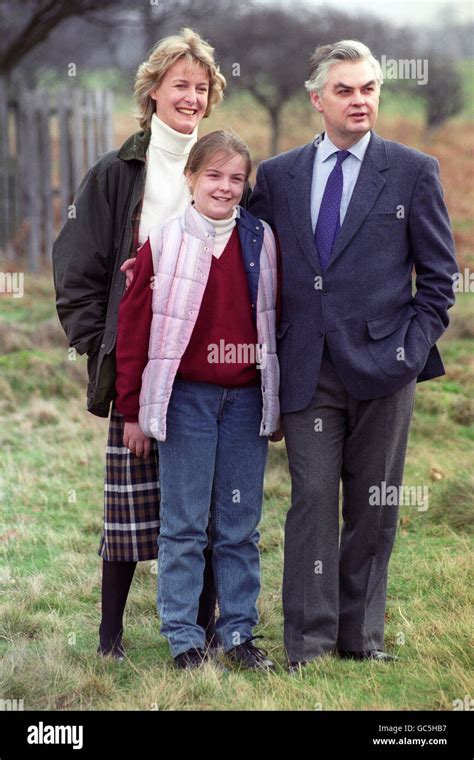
[0,0,121,77]
[0,0,237,86]
[213,6,318,155]
[423,56,464,133]
[138,0,236,59]
[211,4,420,155]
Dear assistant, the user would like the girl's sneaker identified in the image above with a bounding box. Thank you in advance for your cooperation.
[174,647,207,669]
[226,636,275,671]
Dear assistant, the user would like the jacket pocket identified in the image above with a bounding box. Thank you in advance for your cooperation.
[366,305,417,340]
[365,212,400,224]
[86,336,104,385]
[366,305,430,379]
[88,350,116,417]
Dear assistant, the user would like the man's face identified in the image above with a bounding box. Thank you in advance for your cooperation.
[310,59,380,147]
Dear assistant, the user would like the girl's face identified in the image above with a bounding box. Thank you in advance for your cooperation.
[187,152,247,220]
[150,58,210,134]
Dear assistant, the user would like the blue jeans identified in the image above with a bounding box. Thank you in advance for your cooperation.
[157,379,268,657]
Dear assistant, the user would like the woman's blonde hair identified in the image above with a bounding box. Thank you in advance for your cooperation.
[134,27,226,130]
[184,130,252,182]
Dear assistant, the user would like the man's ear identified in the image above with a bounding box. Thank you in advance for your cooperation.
[310,91,323,114]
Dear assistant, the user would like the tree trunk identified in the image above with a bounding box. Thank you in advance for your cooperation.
[269,108,281,156]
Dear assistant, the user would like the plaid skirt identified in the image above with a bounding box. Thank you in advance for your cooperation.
[98,407,161,561]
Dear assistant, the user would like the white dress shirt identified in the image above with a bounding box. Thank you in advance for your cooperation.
[311,131,371,233]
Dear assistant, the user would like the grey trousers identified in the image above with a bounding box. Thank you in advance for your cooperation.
[282,345,416,662]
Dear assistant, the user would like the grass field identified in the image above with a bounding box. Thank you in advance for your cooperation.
[0,87,473,709]
[0,278,472,710]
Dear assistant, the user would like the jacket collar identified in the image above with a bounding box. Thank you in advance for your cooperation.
[183,204,264,241]
[117,129,151,162]
[183,203,217,240]
[288,130,388,176]
[284,130,389,275]
[237,206,264,236]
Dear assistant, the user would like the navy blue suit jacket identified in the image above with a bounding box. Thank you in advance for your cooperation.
[249,131,458,413]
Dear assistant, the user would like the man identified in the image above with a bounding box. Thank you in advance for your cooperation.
[249,40,458,668]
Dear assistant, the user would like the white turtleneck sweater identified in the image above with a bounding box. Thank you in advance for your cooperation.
[201,207,238,259]
[138,113,197,245]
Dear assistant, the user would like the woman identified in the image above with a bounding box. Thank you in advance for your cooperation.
[53,28,229,659]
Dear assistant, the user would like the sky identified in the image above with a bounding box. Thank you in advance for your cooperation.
[255,0,473,27]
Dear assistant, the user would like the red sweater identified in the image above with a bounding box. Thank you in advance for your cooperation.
[177,227,259,387]
[115,228,281,423]
[114,239,154,422]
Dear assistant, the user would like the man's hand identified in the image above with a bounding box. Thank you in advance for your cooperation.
[120,257,137,289]
[123,421,151,458]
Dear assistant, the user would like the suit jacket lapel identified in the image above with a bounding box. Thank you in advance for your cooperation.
[328,132,388,269]
[285,139,322,276]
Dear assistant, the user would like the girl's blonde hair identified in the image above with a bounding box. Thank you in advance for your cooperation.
[184,130,252,181]
[134,27,226,130]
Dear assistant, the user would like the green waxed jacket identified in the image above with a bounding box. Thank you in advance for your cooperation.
[53,129,151,417]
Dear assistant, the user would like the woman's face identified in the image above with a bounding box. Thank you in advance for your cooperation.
[187,152,247,220]
[150,58,210,134]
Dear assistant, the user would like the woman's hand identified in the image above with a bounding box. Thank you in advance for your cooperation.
[120,257,137,288]
[123,422,151,458]
[269,426,284,443]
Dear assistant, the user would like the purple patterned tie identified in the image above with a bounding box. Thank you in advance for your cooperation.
[315,150,351,271]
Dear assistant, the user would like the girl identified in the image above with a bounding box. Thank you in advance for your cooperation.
[115,130,280,669]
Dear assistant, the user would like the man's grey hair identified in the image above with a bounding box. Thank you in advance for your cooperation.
[304,39,383,94]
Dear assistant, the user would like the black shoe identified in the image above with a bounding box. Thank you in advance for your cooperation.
[174,647,207,669]
[98,623,126,661]
[226,636,275,671]
[97,642,126,662]
[338,649,398,662]
[288,660,309,674]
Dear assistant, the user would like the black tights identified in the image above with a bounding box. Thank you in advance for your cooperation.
[99,549,217,653]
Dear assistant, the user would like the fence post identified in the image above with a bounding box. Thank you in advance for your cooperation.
[0,76,9,251]
[85,89,96,169]
[71,88,84,196]
[57,89,72,223]
[38,89,54,262]
[2,85,114,267]
[102,89,114,153]
[94,89,104,156]
[19,89,41,272]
